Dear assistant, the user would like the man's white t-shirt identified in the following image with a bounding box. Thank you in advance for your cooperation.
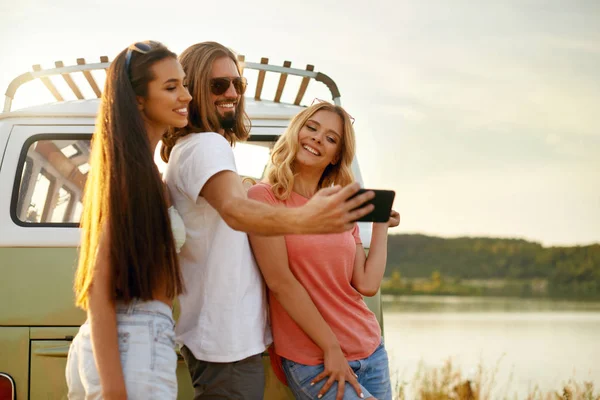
[164,132,272,362]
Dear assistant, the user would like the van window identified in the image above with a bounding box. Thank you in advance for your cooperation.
[14,137,90,225]
[232,141,271,179]
[154,140,273,180]
[14,136,275,226]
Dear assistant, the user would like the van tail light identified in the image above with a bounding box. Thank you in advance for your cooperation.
[0,373,15,400]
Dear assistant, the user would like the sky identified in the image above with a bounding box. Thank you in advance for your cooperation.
[1,0,598,246]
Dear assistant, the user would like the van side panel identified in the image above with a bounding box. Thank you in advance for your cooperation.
[30,340,72,399]
[0,247,85,326]
[0,121,11,172]
[0,328,29,400]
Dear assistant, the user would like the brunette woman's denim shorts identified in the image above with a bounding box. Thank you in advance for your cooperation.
[282,338,392,400]
[65,300,177,400]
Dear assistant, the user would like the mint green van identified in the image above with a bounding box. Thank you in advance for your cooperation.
[0,55,382,399]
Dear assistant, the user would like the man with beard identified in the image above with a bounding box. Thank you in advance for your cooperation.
[160,42,374,399]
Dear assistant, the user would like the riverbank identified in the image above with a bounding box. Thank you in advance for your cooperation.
[382,294,600,313]
[381,273,600,301]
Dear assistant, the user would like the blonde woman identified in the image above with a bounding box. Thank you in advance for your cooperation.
[248,102,400,400]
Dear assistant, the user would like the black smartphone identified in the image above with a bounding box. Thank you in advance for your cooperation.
[349,189,396,223]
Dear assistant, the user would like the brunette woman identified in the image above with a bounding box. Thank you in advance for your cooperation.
[65,40,191,400]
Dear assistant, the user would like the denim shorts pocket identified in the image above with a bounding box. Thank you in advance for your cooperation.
[117,330,130,353]
[281,358,300,373]
[152,320,177,374]
[283,359,323,387]
[154,321,175,349]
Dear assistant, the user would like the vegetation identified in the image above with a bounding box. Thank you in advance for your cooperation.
[394,359,600,400]
[384,235,600,300]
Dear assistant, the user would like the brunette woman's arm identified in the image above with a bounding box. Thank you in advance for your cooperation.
[87,227,127,400]
[248,233,364,400]
[351,211,400,296]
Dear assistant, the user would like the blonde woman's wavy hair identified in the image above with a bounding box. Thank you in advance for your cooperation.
[266,102,356,200]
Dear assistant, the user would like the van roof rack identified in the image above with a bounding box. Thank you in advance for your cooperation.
[3,55,342,113]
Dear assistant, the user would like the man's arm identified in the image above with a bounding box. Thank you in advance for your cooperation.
[200,171,374,235]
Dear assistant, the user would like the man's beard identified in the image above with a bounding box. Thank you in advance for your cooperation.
[218,111,236,132]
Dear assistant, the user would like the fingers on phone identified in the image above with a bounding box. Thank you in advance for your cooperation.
[350,203,375,221]
[336,182,361,200]
[345,191,374,211]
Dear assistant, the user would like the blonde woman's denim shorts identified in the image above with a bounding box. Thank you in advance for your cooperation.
[65,300,177,400]
[282,338,392,400]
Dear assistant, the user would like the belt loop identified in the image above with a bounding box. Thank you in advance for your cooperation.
[127,298,137,315]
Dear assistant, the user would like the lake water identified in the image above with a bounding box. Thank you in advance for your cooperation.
[382,295,600,398]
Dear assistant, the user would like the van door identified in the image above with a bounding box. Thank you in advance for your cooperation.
[0,124,92,399]
[0,125,91,325]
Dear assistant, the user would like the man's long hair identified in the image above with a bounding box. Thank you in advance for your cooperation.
[161,41,250,162]
[75,41,184,310]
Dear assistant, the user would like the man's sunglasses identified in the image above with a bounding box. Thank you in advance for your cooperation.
[210,77,247,96]
[125,41,158,72]
[310,98,355,125]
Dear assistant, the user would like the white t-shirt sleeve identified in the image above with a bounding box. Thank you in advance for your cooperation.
[176,132,237,202]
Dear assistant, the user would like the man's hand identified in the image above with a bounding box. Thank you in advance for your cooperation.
[299,183,375,234]
[311,345,364,400]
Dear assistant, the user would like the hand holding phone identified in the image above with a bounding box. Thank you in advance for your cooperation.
[388,209,400,227]
[349,189,396,223]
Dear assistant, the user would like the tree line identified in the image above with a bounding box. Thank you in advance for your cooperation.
[385,234,600,299]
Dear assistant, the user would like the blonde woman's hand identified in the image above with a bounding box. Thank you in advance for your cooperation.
[311,345,364,400]
[388,210,400,228]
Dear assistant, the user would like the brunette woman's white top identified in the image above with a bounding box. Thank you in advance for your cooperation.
[168,206,186,253]
[163,132,271,363]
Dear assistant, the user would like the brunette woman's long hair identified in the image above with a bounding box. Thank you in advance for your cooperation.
[75,41,184,310]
